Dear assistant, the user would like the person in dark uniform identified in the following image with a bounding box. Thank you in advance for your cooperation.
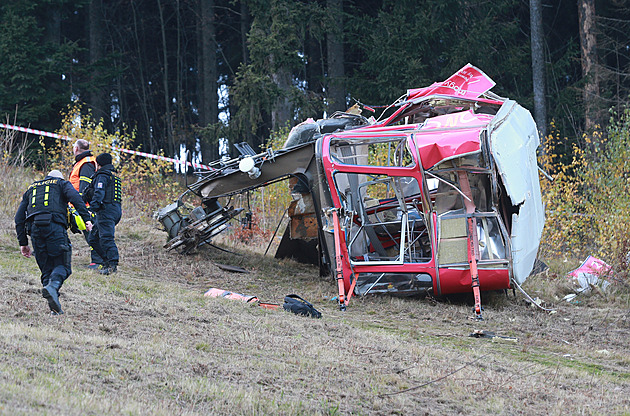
[85,153,122,275]
[15,170,93,314]
[69,139,103,269]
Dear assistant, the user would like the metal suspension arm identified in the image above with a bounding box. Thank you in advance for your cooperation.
[331,209,350,311]
[458,171,483,320]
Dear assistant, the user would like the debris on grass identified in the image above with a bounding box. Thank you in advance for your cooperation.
[469,330,518,343]
[563,256,613,302]
[214,263,249,273]
[204,287,280,310]
[283,294,322,318]
[204,287,258,303]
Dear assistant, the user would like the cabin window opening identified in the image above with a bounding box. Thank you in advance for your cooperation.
[333,172,431,264]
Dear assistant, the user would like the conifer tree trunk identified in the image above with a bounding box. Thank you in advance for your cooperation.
[200,0,218,160]
[44,4,61,45]
[176,0,183,129]
[529,0,547,142]
[89,0,108,124]
[578,0,599,133]
[240,0,250,65]
[306,31,324,120]
[130,3,153,150]
[326,0,346,114]
[157,0,174,154]
[271,62,292,130]
[200,0,218,127]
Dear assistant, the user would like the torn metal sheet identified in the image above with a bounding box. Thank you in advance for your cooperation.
[406,64,496,102]
[488,101,545,284]
[190,142,317,199]
[157,63,545,315]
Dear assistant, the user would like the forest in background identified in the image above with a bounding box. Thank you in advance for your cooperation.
[1,0,630,164]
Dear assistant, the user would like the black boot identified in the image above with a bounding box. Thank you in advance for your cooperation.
[42,285,63,314]
[98,264,117,275]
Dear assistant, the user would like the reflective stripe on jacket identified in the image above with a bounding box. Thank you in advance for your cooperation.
[25,178,66,221]
[70,155,95,193]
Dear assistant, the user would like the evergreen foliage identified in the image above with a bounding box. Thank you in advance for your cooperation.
[0,0,629,163]
[0,1,80,130]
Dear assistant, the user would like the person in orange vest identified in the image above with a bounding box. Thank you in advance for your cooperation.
[69,139,103,269]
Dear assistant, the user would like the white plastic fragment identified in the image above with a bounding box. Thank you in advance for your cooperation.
[566,255,613,297]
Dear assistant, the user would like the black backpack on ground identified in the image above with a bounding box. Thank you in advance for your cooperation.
[283,294,322,319]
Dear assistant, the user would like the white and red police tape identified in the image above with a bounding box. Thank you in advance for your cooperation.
[0,123,213,171]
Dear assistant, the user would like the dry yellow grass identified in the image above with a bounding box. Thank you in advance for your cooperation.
[1,165,629,415]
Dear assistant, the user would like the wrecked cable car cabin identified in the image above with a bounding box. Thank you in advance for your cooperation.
[157,64,545,318]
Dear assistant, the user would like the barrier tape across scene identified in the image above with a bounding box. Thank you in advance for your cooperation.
[0,123,213,171]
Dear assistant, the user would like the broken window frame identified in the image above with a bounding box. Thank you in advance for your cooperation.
[332,172,431,266]
[425,139,512,270]
[325,134,434,268]
[328,135,415,168]
[435,210,510,268]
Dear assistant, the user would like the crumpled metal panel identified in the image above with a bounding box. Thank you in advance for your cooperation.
[488,100,545,284]
[192,143,315,199]
[406,63,496,102]
[414,111,493,169]
[288,194,318,240]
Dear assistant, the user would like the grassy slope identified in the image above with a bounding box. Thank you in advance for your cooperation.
[1,182,629,415]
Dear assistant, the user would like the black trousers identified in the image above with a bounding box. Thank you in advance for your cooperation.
[82,228,103,264]
[30,222,71,290]
[88,203,121,267]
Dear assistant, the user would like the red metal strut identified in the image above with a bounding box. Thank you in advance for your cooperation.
[458,171,483,320]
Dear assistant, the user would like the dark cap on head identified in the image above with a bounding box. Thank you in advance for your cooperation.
[96,153,112,166]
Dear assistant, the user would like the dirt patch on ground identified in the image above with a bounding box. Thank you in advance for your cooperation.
[1,216,629,415]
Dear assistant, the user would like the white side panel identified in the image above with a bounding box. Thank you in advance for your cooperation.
[488,100,545,284]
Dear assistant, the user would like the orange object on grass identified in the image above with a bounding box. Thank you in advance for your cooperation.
[204,287,258,303]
